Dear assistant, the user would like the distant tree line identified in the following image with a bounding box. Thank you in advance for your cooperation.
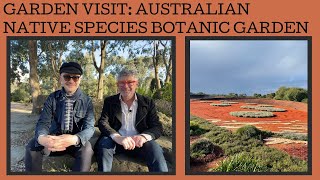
[191,86,308,103]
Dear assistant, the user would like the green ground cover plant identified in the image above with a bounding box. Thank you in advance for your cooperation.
[190,116,308,172]
[210,103,231,107]
[230,111,275,118]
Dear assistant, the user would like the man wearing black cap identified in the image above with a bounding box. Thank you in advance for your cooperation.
[25,62,95,172]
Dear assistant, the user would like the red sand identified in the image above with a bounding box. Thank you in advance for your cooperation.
[190,99,308,134]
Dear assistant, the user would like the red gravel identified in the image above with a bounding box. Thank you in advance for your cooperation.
[268,143,308,161]
[190,99,308,133]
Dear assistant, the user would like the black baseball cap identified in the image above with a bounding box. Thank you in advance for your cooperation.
[59,62,83,75]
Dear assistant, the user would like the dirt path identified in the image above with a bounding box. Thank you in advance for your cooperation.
[10,102,39,172]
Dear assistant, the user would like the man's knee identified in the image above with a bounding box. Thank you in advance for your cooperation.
[143,141,164,154]
[96,137,115,149]
[81,142,94,156]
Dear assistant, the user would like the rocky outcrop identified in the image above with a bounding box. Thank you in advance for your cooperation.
[42,128,173,172]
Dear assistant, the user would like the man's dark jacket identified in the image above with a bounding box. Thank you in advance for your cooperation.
[98,93,163,140]
[34,88,95,147]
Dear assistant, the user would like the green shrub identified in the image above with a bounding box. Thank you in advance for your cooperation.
[155,99,172,117]
[161,82,172,102]
[236,125,273,140]
[190,128,208,136]
[274,86,289,100]
[158,112,172,137]
[284,88,308,102]
[190,120,210,136]
[191,116,307,172]
[301,98,308,103]
[11,87,31,103]
[274,86,308,102]
[250,146,308,172]
[190,138,223,164]
[212,152,268,172]
[136,86,154,98]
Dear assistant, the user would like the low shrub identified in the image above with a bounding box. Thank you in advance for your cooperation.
[249,146,308,172]
[191,116,307,172]
[211,103,231,107]
[256,107,286,112]
[246,103,258,105]
[212,152,268,172]
[190,138,223,164]
[257,104,274,107]
[190,121,209,136]
[241,106,286,112]
[158,112,172,137]
[230,111,275,118]
[11,88,31,103]
[240,105,258,110]
[301,98,308,103]
[222,101,239,104]
[155,99,172,117]
[236,125,273,140]
[273,132,308,141]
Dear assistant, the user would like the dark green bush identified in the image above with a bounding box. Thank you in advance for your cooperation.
[236,125,273,140]
[190,138,223,164]
[11,87,31,103]
[161,82,172,102]
[190,121,209,136]
[274,86,308,102]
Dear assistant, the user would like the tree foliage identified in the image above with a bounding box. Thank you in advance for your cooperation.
[10,39,173,112]
[274,86,307,102]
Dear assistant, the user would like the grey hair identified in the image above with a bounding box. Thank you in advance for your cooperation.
[117,68,138,80]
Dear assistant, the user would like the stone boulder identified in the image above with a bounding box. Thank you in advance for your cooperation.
[42,128,173,172]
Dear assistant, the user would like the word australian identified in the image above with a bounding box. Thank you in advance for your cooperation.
[3,2,249,15]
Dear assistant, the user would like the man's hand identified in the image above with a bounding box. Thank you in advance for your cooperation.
[113,136,136,150]
[38,135,66,151]
[38,134,79,152]
[132,135,147,148]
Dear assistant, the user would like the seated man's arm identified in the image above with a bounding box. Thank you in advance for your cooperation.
[98,97,118,136]
[142,99,163,140]
[74,97,95,146]
[35,95,54,147]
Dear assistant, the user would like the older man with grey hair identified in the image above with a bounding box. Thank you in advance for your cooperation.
[96,68,168,172]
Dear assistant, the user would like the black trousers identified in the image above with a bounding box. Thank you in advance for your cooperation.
[25,138,94,172]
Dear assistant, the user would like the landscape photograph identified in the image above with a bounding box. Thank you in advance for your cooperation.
[9,38,174,174]
[187,38,311,174]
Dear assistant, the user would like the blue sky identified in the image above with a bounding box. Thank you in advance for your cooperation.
[190,40,308,95]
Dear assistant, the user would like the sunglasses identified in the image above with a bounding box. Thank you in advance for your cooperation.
[63,75,81,82]
[117,80,137,86]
